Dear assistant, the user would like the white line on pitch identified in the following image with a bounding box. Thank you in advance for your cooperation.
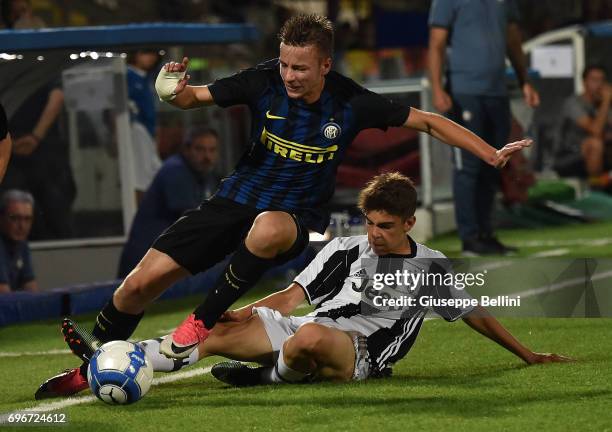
[530,248,570,257]
[0,366,213,423]
[511,269,612,299]
[0,349,71,358]
[434,237,612,251]
[513,237,612,248]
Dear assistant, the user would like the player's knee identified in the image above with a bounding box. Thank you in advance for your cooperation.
[247,212,296,253]
[286,323,326,359]
[116,269,151,304]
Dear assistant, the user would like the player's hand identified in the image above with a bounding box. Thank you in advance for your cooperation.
[526,352,574,365]
[13,134,39,156]
[490,138,532,168]
[155,57,190,101]
[433,88,452,113]
[218,307,252,323]
[522,82,540,108]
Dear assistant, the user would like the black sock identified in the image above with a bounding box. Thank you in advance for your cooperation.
[194,242,276,329]
[79,362,88,377]
[91,299,144,344]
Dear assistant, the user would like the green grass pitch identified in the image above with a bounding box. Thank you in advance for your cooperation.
[1,222,612,431]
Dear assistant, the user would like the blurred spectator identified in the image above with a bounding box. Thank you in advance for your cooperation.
[554,65,612,186]
[3,79,76,240]
[1,0,45,29]
[428,0,539,256]
[117,126,221,278]
[2,0,74,239]
[0,189,37,293]
[0,102,12,183]
[127,49,163,205]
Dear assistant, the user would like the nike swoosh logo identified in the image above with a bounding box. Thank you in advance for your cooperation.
[170,341,199,354]
[266,110,286,120]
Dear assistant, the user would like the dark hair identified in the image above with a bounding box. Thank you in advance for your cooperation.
[278,13,334,58]
[358,172,417,219]
[182,126,218,148]
[126,49,161,66]
[582,64,608,80]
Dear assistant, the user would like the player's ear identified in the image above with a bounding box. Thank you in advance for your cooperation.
[320,56,332,75]
[403,216,416,232]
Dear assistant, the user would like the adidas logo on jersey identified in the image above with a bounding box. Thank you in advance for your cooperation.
[352,269,368,279]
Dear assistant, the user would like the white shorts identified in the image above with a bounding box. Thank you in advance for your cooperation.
[253,307,371,381]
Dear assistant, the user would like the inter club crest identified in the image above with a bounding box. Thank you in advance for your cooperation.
[322,121,341,140]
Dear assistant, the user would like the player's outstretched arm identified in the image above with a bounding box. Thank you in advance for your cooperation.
[462,306,573,365]
[155,57,215,109]
[219,282,306,323]
[404,108,532,168]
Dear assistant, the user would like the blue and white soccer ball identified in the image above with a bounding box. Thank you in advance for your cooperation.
[87,340,154,405]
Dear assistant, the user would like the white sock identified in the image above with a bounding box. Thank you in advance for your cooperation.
[138,337,199,372]
[262,344,309,384]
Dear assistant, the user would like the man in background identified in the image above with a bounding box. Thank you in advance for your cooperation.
[554,64,612,187]
[0,189,37,293]
[127,49,163,204]
[428,0,540,255]
[117,127,221,278]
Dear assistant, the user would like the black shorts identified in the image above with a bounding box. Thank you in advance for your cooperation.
[152,197,310,274]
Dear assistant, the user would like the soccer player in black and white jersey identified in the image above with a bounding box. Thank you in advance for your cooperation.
[57,172,569,390]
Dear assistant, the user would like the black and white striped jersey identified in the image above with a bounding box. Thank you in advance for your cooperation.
[294,235,475,370]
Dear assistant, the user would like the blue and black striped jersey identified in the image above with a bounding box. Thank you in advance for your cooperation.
[208,59,411,233]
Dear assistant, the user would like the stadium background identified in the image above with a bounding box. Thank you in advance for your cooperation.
[0,1,611,430]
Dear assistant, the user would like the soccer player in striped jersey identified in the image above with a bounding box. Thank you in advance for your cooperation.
[37,173,569,397]
[38,14,533,398]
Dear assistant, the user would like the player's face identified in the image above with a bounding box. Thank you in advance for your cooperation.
[1,201,33,242]
[365,210,415,256]
[279,43,331,104]
[584,69,607,101]
[186,134,219,173]
[135,52,160,72]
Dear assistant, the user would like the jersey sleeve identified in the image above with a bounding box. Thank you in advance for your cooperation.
[294,237,343,305]
[428,0,455,28]
[0,103,7,140]
[208,67,270,108]
[350,90,411,131]
[424,258,476,322]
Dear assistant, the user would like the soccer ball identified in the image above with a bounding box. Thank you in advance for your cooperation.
[87,340,154,405]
